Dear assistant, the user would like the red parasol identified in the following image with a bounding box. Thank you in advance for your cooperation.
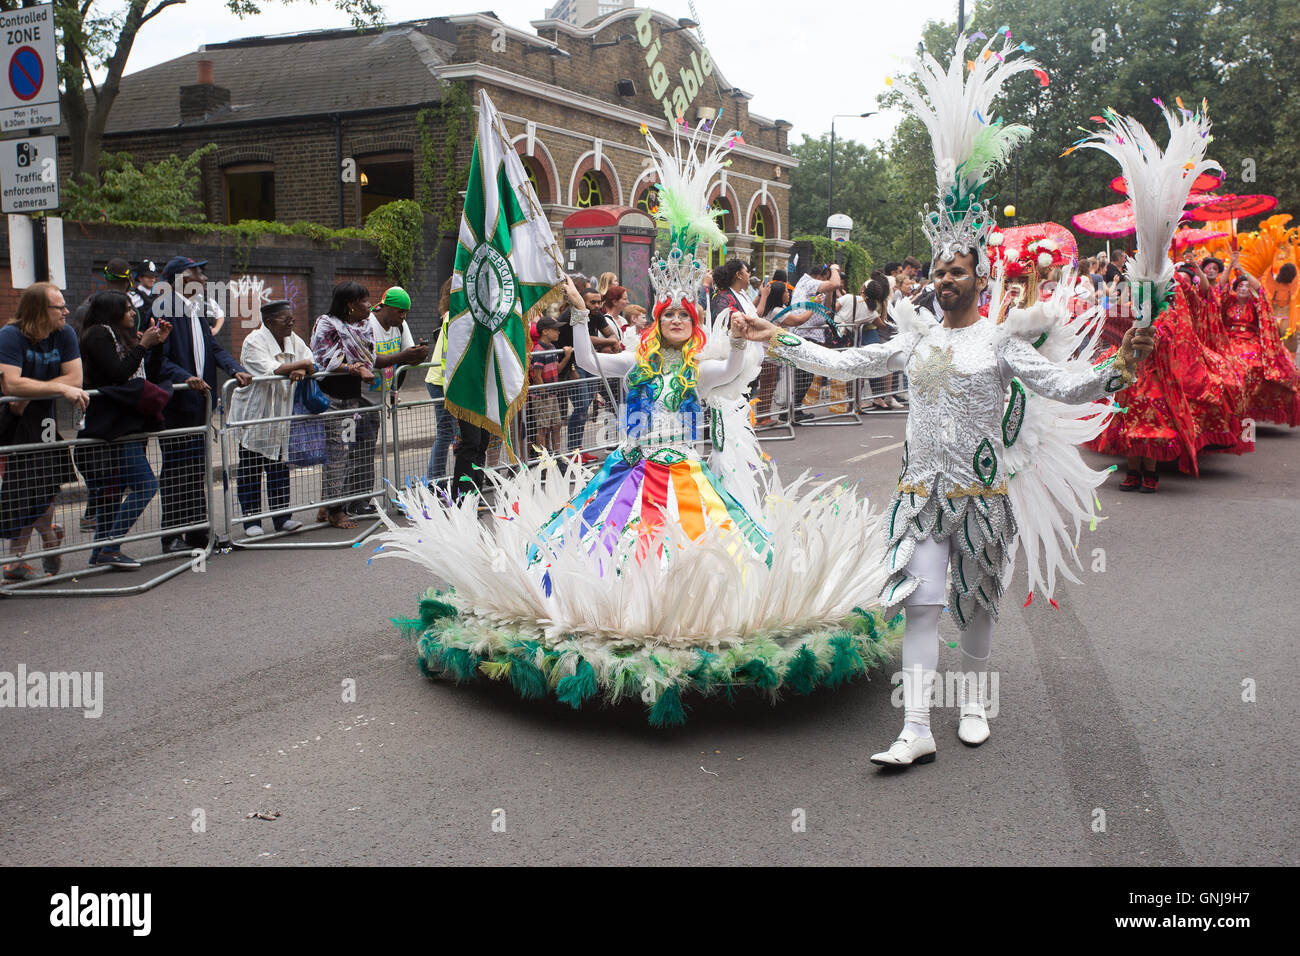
[1170,227,1227,251]
[1185,194,1278,222]
[1072,201,1135,238]
[1109,171,1223,196]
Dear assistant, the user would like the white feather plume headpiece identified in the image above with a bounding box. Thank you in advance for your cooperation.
[643,118,738,305]
[894,30,1038,276]
[1075,102,1220,326]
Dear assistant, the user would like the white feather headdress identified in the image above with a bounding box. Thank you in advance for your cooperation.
[643,119,737,305]
[1076,103,1220,325]
[894,31,1038,276]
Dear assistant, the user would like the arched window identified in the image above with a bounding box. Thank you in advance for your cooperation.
[709,197,734,268]
[576,170,606,208]
[750,207,768,277]
[225,162,275,223]
[520,154,551,204]
[635,183,658,216]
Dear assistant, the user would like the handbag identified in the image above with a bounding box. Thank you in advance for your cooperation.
[287,391,326,467]
[296,376,331,415]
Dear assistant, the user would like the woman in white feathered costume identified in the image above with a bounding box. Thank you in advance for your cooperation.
[734,32,1161,767]
[373,121,902,726]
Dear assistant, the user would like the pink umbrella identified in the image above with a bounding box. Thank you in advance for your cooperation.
[1073,197,1223,239]
[1072,201,1135,238]
[1171,227,1227,251]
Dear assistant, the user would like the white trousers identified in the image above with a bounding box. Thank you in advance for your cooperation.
[900,535,994,728]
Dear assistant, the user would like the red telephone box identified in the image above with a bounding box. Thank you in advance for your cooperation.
[561,206,657,310]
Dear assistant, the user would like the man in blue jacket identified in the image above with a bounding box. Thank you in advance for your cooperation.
[152,256,251,553]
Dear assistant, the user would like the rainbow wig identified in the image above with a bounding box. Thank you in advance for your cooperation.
[624,297,706,439]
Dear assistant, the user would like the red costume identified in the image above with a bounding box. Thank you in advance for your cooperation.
[1086,303,1201,473]
[1221,285,1300,426]
[1170,274,1252,464]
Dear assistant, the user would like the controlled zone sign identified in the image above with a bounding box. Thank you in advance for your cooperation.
[0,135,58,213]
[0,4,59,132]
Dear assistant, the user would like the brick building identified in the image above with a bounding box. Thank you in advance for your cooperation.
[65,7,796,280]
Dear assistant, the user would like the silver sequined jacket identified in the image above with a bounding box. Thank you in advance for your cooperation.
[767,318,1126,627]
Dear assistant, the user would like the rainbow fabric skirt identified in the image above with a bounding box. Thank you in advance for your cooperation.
[532,445,769,567]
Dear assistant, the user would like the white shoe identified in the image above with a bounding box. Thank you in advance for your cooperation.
[958,702,990,746]
[869,728,937,767]
[244,524,264,537]
[885,397,906,410]
[280,519,303,532]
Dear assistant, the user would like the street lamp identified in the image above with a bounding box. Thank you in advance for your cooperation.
[829,111,877,223]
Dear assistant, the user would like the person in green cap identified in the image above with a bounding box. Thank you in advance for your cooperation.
[368,286,428,396]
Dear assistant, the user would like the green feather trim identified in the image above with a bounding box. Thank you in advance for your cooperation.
[508,649,549,700]
[784,644,822,696]
[648,684,688,728]
[479,660,512,681]
[556,659,598,709]
[737,658,781,692]
[419,594,459,626]
[827,635,865,687]
[439,647,482,684]
[391,617,425,639]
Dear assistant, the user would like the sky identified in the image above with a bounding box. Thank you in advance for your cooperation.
[121,0,964,146]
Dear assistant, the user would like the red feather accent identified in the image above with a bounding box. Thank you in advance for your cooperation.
[1033,68,1049,87]
[1049,598,1060,610]
[1024,592,1034,607]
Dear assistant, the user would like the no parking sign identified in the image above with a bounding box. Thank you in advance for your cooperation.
[0,3,59,132]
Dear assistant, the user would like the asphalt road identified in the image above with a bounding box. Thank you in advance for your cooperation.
[1,410,1296,866]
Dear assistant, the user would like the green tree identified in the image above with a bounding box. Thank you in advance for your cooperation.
[0,0,384,182]
[789,134,922,264]
[62,143,217,222]
[874,0,1300,256]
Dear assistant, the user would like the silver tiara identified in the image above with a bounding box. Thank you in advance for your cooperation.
[648,246,709,304]
[920,192,996,277]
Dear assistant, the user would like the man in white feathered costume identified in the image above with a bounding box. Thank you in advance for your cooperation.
[734,33,1159,767]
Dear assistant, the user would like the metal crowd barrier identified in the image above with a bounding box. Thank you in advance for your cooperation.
[218,373,385,549]
[0,385,215,598]
[788,331,862,427]
[849,320,910,416]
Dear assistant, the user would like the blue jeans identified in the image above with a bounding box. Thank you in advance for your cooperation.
[566,371,597,452]
[91,440,157,557]
[425,383,458,482]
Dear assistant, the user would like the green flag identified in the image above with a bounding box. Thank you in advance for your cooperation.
[444,90,565,456]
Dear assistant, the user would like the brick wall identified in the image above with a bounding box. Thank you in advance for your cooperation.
[0,222,463,350]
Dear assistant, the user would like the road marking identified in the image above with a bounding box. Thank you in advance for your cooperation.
[846,440,904,464]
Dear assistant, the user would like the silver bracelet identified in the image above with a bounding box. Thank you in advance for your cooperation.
[729,335,747,351]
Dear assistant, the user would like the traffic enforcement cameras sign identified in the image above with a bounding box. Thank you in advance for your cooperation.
[0,3,60,132]
[1,135,58,213]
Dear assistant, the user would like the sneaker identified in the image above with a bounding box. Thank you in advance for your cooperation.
[1118,470,1141,492]
[347,500,378,517]
[579,452,600,464]
[90,550,142,571]
[3,562,37,582]
[1140,471,1159,493]
[279,519,303,533]
[244,524,265,537]
[161,537,190,554]
[884,397,906,410]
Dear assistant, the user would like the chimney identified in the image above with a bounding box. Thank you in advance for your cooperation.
[180,58,230,123]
